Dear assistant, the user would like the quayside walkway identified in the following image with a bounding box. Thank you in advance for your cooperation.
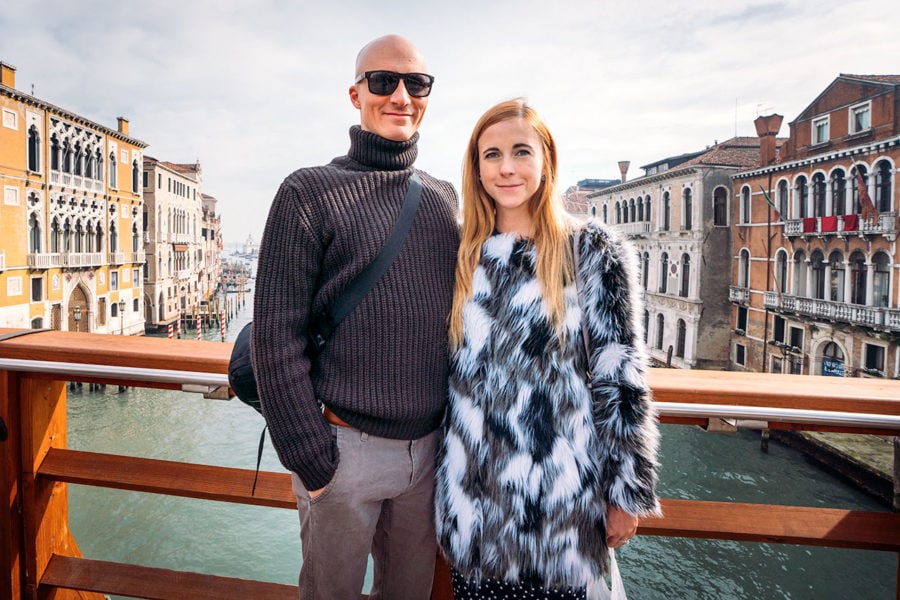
[0,328,898,599]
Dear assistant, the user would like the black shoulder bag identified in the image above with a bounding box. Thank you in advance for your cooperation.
[228,173,424,494]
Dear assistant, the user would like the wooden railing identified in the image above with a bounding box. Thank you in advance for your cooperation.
[0,328,898,599]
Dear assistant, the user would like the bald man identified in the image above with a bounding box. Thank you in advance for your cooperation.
[252,35,459,599]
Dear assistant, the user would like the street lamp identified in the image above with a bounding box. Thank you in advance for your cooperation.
[118,299,126,336]
[73,305,81,332]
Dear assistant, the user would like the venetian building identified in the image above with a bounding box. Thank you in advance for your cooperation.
[200,193,223,312]
[0,61,146,334]
[730,75,900,380]
[142,158,205,332]
[588,139,769,369]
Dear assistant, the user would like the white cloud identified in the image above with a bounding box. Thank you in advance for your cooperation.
[2,0,897,242]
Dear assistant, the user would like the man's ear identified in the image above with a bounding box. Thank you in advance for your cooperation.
[349,85,361,109]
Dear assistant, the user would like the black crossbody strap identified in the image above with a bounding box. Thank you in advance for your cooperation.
[320,171,424,339]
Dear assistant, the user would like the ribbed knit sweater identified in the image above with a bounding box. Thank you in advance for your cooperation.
[252,126,460,490]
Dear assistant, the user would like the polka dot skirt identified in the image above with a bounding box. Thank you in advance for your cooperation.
[450,568,587,600]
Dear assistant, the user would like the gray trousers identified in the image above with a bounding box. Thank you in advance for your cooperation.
[291,425,439,600]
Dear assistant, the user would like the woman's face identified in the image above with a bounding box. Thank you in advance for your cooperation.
[477,117,544,228]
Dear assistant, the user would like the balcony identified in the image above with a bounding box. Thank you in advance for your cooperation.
[0,330,897,599]
[129,251,146,264]
[63,252,104,268]
[729,285,750,303]
[764,292,898,331]
[611,222,652,237]
[784,212,897,240]
[108,251,126,265]
[27,252,62,269]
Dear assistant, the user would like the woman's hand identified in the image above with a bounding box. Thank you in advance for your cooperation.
[606,505,638,548]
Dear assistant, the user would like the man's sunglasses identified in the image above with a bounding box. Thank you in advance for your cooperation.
[354,70,435,98]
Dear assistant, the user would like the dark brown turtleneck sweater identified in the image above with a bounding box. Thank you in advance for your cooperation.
[252,126,459,490]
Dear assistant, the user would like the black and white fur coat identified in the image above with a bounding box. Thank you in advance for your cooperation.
[435,221,660,591]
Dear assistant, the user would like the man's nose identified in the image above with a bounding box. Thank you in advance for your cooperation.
[390,79,412,104]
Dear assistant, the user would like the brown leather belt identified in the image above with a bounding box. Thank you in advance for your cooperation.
[323,406,352,428]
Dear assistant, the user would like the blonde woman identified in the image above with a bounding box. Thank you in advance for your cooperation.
[435,99,660,599]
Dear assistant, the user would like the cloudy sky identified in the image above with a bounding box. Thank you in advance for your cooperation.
[2,0,896,244]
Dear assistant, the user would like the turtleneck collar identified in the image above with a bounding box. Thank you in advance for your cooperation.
[346,125,419,171]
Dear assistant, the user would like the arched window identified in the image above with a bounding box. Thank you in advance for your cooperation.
[850,165,867,215]
[713,187,728,226]
[86,222,96,252]
[95,149,103,180]
[662,192,671,231]
[96,224,104,253]
[828,251,844,302]
[795,175,809,218]
[683,188,693,230]
[62,140,72,173]
[873,252,890,308]
[849,251,866,305]
[623,200,629,224]
[132,160,140,193]
[644,197,652,223]
[50,135,60,171]
[602,204,608,223]
[84,146,94,180]
[615,201,622,224]
[775,250,788,294]
[642,252,650,290]
[109,152,117,188]
[777,179,789,219]
[738,249,750,288]
[679,254,690,298]
[740,186,751,224]
[676,319,686,358]
[643,310,650,344]
[812,173,826,217]
[875,160,892,212]
[831,169,846,215]
[659,252,669,293]
[74,143,83,177]
[63,218,73,253]
[28,213,41,253]
[50,218,60,253]
[637,199,644,222]
[656,313,665,350]
[74,220,84,253]
[794,250,808,297]
[590,205,596,217]
[110,223,118,253]
[132,223,139,252]
[810,251,825,300]
[27,126,40,172]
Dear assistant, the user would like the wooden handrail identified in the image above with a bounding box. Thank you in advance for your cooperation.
[2,327,897,414]
[1,329,898,599]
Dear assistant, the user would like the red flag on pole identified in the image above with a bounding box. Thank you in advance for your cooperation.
[855,170,879,223]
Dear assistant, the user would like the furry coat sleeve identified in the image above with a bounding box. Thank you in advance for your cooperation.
[575,222,661,518]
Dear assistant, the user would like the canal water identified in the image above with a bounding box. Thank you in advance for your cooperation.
[65,296,896,599]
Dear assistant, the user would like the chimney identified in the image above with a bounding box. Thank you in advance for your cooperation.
[754,114,783,167]
[0,62,16,88]
[617,161,630,183]
[117,117,130,136]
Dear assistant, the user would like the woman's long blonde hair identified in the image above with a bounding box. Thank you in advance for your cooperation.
[449,99,575,348]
